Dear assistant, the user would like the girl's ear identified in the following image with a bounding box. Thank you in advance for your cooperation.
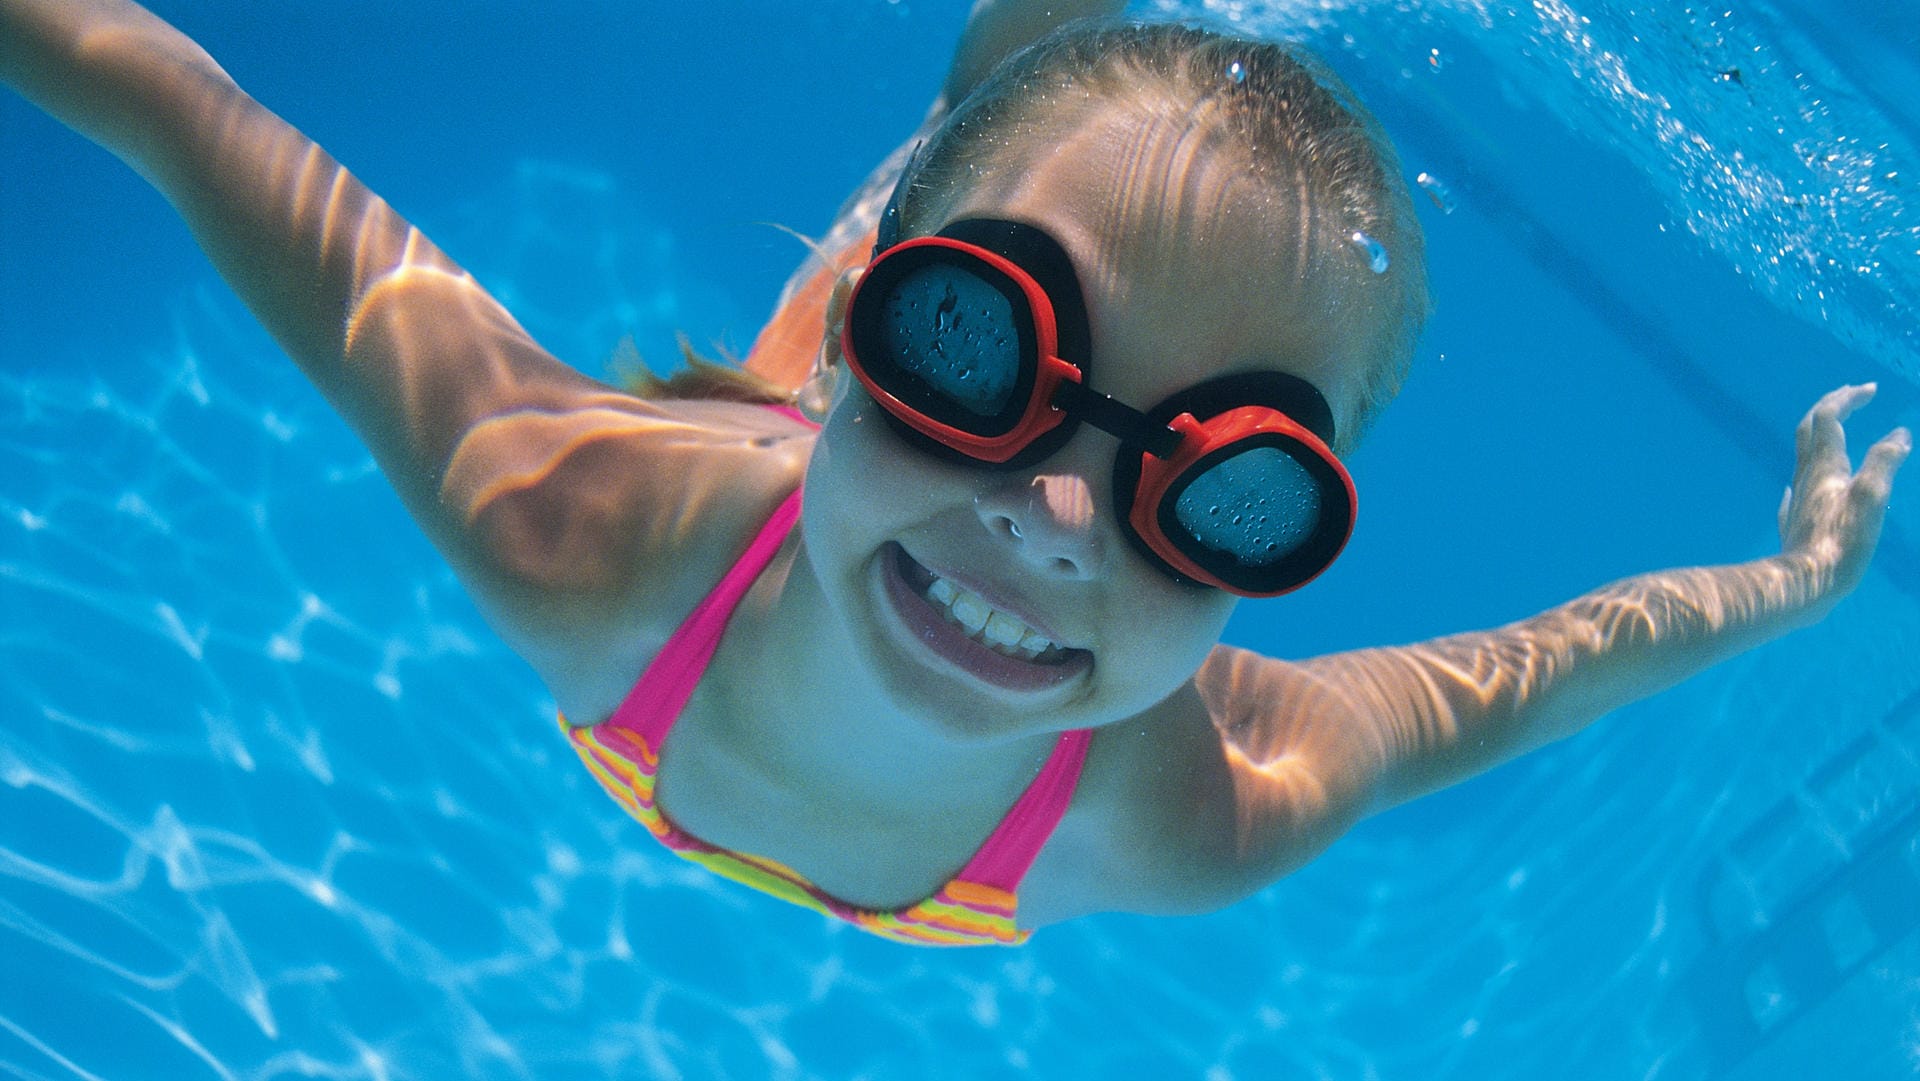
[797,266,863,422]
[825,265,863,339]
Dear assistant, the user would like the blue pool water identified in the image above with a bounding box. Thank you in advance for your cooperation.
[3,2,1918,1078]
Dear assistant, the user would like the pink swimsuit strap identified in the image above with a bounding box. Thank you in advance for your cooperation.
[606,488,805,748]
[602,484,1089,897]
[953,727,1091,892]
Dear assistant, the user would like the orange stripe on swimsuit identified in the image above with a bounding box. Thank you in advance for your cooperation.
[563,475,1091,947]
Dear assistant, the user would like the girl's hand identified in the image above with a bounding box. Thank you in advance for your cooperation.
[1779,383,1911,611]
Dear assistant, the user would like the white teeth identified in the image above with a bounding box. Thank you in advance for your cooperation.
[928,577,958,605]
[949,592,992,635]
[983,611,1026,647]
[918,572,1060,660]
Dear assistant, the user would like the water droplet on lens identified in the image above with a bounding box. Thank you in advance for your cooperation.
[1350,231,1390,274]
[1416,172,1458,214]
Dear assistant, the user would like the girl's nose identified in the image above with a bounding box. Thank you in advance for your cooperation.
[974,472,1106,580]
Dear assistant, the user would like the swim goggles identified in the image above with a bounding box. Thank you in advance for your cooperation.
[840,218,1356,597]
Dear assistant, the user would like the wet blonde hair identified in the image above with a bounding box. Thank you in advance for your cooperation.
[633,20,1429,451]
[616,335,790,403]
[889,21,1429,451]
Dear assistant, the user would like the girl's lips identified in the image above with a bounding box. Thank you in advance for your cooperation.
[879,544,1092,693]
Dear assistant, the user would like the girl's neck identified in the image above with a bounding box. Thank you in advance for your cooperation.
[718,535,1060,811]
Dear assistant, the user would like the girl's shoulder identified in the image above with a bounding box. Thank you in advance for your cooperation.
[1020,676,1251,923]
[1024,649,1376,924]
[446,392,814,717]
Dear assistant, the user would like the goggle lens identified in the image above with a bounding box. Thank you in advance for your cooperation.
[1172,446,1322,568]
[842,219,1355,597]
[877,264,1022,420]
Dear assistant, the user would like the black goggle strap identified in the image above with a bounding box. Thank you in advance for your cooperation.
[1051,378,1183,460]
[1050,369,1339,467]
[874,141,927,255]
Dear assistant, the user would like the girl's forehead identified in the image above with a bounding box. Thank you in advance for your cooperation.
[949,104,1287,216]
[935,111,1373,408]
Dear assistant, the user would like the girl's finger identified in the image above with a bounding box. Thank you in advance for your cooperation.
[1834,381,1876,417]
[1798,383,1874,473]
[1854,426,1913,500]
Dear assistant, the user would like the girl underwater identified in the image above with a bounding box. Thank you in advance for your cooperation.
[1,0,1908,948]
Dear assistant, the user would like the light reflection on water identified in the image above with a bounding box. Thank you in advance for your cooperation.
[2,4,1918,1080]
[1157,0,1920,380]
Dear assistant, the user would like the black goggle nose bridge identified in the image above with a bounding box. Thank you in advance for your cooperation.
[895,217,1341,465]
[854,216,1354,596]
[1049,378,1184,461]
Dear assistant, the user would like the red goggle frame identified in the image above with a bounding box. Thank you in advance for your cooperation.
[841,220,1355,597]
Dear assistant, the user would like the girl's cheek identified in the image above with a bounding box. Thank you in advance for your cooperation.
[812,399,891,504]
[816,395,974,511]
[809,396,935,547]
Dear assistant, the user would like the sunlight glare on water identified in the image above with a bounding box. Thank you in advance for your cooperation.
[2,2,1917,1079]
[1154,0,1920,379]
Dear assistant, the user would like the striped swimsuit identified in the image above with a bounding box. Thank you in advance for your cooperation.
[563,487,1092,946]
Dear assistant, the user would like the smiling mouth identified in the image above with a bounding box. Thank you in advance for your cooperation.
[882,545,1092,689]
[894,547,1073,663]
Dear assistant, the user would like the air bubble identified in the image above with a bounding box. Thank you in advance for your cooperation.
[1350,231,1390,274]
[1227,60,1247,84]
[1416,172,1458,214]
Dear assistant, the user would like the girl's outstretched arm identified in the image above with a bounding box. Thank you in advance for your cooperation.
[1181,385,1908,892]
[1237,385,1908,826]
[0,0,749,666]
[0,0,621,538]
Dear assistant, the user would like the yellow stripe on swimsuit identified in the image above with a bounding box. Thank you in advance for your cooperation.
[565,484,1090,947]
